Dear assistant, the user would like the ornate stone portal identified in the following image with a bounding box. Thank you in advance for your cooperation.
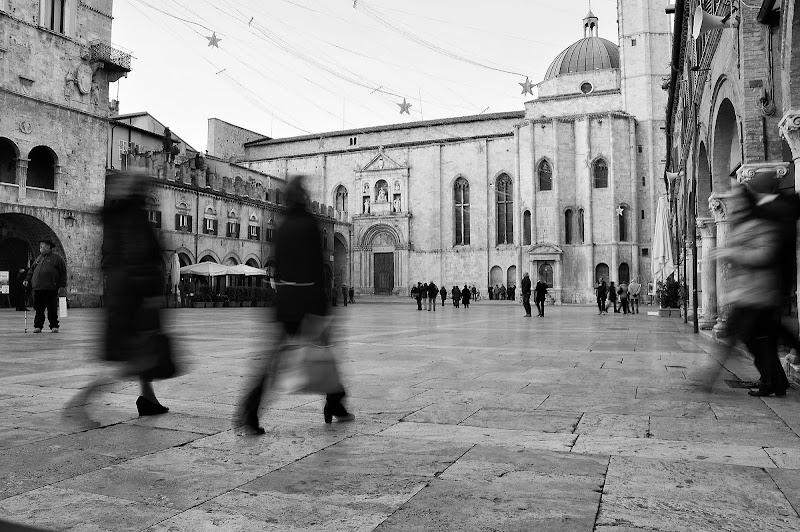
[526,243,563,304]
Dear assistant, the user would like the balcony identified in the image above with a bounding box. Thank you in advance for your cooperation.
[90,41,132,81]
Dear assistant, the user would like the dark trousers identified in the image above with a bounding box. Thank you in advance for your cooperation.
[342,293,347,306]
[621,299,629,314]
[33,290,59,330]
[630,297,639,313]
[416,297,422,310]
[535,297,545,316]
[441,295,446,306]
[597,297,605,313]
[522,293,531,315]
[729,306,789,391]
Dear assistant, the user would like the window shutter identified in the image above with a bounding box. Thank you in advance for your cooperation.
[175,214,180,230]
[155,211,162,228]
[236,223,241,238]
[256,227,261,240]
[188,215,193,231]
[213,220,218,234]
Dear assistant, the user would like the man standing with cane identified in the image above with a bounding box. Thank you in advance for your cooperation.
[23,240,66,333]
[521,272,532,317]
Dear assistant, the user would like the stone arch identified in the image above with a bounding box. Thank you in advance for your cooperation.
[333,183,348,212]
[27,145,58,190]
[234,175,245,196]
[243,255,260,268]
[222,252,241,266]
[333,231,349,287]
[176,247,194,267]
[0,137,19,184]
[360,223,402,248]
[198,250,221,263]
[618,202,631,242]
[536,157,553,191]
[489,265,503,286]
[506,265,517,289]
[255,182,266,201]
[591,157,609,189]
[595,262,609,283]
[522,209,532,245]
[710,96,740,192]
[697,142,712,217]
[619,263,630,284]
[0,214,66,293]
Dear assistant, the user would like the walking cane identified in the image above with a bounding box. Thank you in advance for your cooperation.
[24,309,28,333]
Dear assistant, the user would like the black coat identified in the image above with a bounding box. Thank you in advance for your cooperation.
[534,281,548,300]
[461,287,471,302]
[521,277,531,295]
[427,283,438,298]
[274,205,327,324]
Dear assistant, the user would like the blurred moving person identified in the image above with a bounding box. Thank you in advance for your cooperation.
[64,173,176,427]
[712,178,790,397]
[237,176,353,435]
[23,239,66,333]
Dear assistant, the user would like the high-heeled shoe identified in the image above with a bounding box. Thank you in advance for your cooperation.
[324,404,333,424]
[136,396,169,416]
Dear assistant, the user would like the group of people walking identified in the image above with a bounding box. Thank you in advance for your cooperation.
[411,282,474,310]
[594,277,641,315]
[520,273,548,317]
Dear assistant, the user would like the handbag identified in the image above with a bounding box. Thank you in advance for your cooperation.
[58,296,68,318]
[278,315,343,394]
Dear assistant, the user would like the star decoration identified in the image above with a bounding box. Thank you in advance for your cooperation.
[398,98,412,115]
[207,32,221,48]
[519,77,534,96]
[616,205,624,217]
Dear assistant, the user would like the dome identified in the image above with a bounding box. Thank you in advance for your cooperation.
[544,36,620,80]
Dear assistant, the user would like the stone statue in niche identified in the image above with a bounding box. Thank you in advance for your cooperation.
[363,182,370,193]
[394,181,400,191]
[393,198,401,213]
[363,198,371,213]
[90,80,100,106]
[377,187,387,202]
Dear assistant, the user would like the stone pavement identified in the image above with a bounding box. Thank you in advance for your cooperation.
[0,303,799,531]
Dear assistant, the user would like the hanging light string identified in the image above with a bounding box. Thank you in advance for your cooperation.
[353,0,529,78]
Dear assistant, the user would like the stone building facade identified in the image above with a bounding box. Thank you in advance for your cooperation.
[0,0,129,306]
[225,2,670,303]
[667,0,799,331]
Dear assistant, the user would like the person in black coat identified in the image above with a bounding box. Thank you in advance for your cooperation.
[452,285,460,307]
[534,279,548,317]
[439,286,447,307]
[521,272,532,317]
[413,282,423,310]
[461,284,471,308]
[238,175,352,434]
[427,281,438,311]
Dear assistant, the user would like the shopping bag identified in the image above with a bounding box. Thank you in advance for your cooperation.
[277,315,343,394]
[58,296,68,318]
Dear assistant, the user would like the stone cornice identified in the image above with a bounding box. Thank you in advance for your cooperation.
[533,88,621,103]
[1,87,109,121]
[529,111,633,124]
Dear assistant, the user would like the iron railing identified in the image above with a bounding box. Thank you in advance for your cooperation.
[90,41,131,71]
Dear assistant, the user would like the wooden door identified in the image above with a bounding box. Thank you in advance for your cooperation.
[373,252,394,293]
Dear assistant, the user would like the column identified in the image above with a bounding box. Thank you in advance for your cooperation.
[629,118,640,281]
[696,218,717,329]
[609,114,618,284]
[584,117,594,291]
[779,111,800,344]
[16,157,29,200]
[708,193,735,334]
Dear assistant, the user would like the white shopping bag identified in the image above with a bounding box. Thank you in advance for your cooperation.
[58,296,68,318]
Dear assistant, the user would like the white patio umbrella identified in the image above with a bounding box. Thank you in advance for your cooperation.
[652,194,676,284]
[180,262,229,276]
[225,264,268,276]
[169,252,181,307]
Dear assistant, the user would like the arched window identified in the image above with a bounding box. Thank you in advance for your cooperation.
[564,209,573,244]
[454,177,470,245]
[593,158,608,189]
[523,210,532,245]
[618,205,629,242]
[619,263,630,284]
[595,263,609,283]
[578,208,585,243]
[335,185,348,212]
[538,160,552,191]
[28,146,56,190]
[496,174,513,244]
[0,138,17,184]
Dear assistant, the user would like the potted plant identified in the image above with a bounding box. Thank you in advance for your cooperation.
[225,286,239,307]
[655,277,681,317]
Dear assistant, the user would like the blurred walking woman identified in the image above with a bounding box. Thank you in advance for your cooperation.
[238,175,353,434]
[64,173,176,426]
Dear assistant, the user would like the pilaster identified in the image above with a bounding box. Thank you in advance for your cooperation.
[16,158,29,200]
[696,217,717,330]
[708,193,735,334]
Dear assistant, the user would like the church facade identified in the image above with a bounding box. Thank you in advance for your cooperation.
[216,2,671,303]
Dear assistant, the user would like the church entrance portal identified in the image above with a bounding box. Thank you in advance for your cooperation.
[374,253,394,294]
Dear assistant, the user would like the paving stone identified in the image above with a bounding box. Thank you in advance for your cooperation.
[460,407,582,433]
[597,456,800,531]
[766,468,800,515]
[765,447,800,469]
[575,413,649,438]
[0,486,178,531]
[649,417,800,448]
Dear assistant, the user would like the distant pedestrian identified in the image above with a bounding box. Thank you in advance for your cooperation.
[341,284,348,306]
[521,273,532,317]
[534,279,548,317]
[332,283,339,307]
[608,281,618,312]
[628,278,641,314]
[471,285,477,300]
[440,286,447,307]
[415,282,423,310]
[618,281,629,314]
[23,239,67,333]
[461,284,471,308]
[427,281,438,311]
[499,284,507,300]
[595,278,608,314]
[422,283,429,309]
[349,286,355,303]
[508,285,515,300]
[452,285,461,307]
[488,286,494,300]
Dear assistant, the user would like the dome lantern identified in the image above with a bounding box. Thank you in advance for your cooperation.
[583,11,599,37]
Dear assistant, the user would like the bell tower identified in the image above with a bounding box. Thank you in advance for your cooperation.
[583,10,599,37]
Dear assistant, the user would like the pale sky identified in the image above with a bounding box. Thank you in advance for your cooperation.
[110,0,619,152]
